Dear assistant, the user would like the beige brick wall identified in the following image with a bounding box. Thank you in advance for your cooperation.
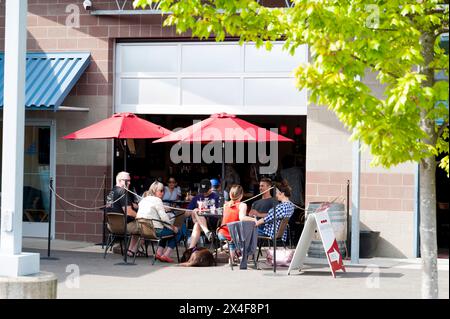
[358,210,415,258]
[305,105,353,173]
[306,100,416,258]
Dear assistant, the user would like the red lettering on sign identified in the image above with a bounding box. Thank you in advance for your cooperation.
[320,220,327,224]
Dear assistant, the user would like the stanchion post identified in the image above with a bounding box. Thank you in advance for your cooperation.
[42,178,58,260]
[272,202,277,273]
[102,173,107,249]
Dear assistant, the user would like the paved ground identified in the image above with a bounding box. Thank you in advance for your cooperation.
[22,239,449,299]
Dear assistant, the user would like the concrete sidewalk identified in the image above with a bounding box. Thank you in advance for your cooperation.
[22,239,449,299]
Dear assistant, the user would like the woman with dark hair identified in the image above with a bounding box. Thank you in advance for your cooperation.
[163,176,181,202]
[254,180,295,242]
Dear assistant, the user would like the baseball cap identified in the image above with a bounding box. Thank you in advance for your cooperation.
[199,179,212,194]
[210,178,220,187]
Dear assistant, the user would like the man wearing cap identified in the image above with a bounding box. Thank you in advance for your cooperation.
[186,179,220,248]
[210,178,225,211]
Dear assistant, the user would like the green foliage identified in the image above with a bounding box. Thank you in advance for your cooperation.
[134,0,449,174]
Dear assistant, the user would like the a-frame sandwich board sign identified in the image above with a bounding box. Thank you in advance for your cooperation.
[288,203,346,278]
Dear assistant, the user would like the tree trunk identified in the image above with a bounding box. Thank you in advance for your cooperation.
[419,31,439,299]
[419,157,438,299]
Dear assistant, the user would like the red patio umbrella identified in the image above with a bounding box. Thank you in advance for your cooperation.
[63,112,172,170]
[63,112,172,264]
[154,112,293,143]
[153,112,293,189]
[63,112,172,140]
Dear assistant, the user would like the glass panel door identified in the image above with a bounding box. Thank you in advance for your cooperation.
[0,122,54,238]
[23,126,51,225]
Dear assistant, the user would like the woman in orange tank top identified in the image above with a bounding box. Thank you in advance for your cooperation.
[218,185,257,264]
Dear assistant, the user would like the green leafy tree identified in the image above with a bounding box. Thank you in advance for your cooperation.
[134,0,449,298]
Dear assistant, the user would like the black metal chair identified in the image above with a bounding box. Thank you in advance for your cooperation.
[103,213,134,259]
[256,216,291,261]
[215,224,235,270]
[133,218,180,264]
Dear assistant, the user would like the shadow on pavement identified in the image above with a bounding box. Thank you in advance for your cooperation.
[26,248,175,278]
[287,270,403,279]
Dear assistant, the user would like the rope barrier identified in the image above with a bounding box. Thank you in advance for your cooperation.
[152,187,277,214]
[49,183,125,211]
[50,180,345,216]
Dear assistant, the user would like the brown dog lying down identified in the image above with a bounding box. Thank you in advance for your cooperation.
[179,247,216,267]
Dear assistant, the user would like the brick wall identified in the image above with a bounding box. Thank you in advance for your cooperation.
[55,164,111,242]
[305,171,415,211]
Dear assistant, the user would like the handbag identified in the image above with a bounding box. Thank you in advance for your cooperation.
[266,248,294,266]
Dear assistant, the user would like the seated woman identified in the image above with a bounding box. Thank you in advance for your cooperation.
[162,176,181,203]
[133,181,179,263]
[162,176,183,223]
[217,185,256,263]
[254,180,295,242]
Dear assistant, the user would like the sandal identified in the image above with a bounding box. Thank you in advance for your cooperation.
[135,248,147,257]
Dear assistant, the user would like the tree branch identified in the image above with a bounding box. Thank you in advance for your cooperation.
[436,28,449,36]
[366,27,398,32]
[437,120,449,138]
[351,54,401,79]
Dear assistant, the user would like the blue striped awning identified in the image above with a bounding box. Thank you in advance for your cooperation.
[0,52,90,110]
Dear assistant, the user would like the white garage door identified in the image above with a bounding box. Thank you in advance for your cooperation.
[115,42,308,115]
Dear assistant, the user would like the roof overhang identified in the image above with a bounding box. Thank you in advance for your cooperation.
[0,52,91,111]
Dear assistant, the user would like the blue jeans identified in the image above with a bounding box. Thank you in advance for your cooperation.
[218,233,236,251]
[257,228,269,237]
[155,228,177,249]
[176,223,187,243]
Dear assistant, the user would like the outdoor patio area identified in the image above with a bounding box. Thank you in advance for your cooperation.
[22,239,450,299]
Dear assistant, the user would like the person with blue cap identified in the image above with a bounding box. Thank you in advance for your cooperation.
[210,178,220,188]
[210,178,225,211]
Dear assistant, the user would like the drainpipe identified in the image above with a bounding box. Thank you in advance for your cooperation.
[351,139,361,264]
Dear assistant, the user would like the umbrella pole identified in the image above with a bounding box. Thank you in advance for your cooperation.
[221,142,225,194]
[123,139,127,172]
[123,139,128,263]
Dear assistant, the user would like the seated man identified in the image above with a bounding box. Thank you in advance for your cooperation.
[248,178,278,229]
[187,179,220,248]
[106,171,138,227]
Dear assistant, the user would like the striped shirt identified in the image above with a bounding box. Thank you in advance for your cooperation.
[262,201,295,242]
